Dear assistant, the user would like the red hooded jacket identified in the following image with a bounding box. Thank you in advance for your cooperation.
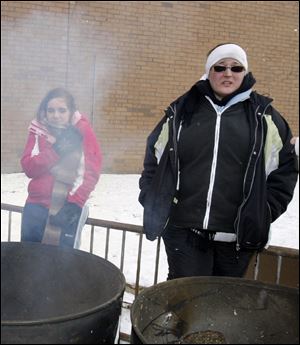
[21,112,102,208]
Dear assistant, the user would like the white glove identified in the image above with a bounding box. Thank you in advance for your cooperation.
[295,137,299,157]
[291,137,299,156]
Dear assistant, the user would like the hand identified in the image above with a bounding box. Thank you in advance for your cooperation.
[49,202,82,228]
[53,126,82,157]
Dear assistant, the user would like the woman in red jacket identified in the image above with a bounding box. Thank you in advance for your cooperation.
[20,88,102,248]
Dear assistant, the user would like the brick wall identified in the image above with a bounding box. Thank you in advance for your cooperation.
[1,1,299,173]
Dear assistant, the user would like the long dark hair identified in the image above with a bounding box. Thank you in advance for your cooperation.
[36,88,76,123]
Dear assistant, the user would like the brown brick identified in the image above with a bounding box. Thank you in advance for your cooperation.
[1,1,298,173]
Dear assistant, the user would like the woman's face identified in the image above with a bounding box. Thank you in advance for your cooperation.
[208,58,246,99]
[46,97,71,127]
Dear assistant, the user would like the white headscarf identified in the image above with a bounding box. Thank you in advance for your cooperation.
[201,44,248,80]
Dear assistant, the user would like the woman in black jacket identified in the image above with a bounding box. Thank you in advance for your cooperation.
[139,43,298,279]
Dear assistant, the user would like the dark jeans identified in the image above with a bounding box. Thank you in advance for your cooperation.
[21,203,49,242]
[21,203,81,248]
[59,212,82,248]
[162,225,255,280]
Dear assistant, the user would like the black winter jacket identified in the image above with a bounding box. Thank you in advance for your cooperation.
[139,82,298,251]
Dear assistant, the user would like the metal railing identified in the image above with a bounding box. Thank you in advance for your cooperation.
[1,203,164,296]
[1,202,299,343]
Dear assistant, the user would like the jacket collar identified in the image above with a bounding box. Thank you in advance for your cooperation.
[169,75,273,121]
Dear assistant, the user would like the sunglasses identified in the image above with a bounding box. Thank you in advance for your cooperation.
[213,65,245,73]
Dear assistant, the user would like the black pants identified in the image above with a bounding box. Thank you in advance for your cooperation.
[21,203,81,248]
[162,225,255,280]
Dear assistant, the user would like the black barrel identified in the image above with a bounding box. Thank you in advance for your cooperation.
[1,242,126,344]
[131,276,299,344]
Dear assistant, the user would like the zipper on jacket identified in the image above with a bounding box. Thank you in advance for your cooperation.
[234,101,272,251]
[170,104,178,168]
[162,104,179,232]
[169,104,185,192]
[203,110,222,229]
[234,105,260,250]
[202,96,238,230]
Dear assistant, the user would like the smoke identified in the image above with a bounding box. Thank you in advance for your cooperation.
[1,3,123,172]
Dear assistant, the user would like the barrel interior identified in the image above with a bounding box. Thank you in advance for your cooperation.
[131,276,299,344]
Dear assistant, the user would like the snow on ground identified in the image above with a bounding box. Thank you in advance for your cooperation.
[1,172,299,249]
[1,172,299,339]
[1,173,170,286]
[1,172,299,286]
